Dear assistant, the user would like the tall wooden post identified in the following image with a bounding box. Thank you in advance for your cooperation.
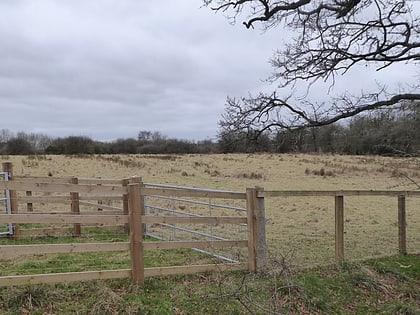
[128,183,144,285]
[2,162,19,238]
[123,176,142,235]
[246,187,266,272]
[70,177,81,237]
[398,195,407,255]
[335,195,344,264]
[255,187,266,270]
[246,188,257,272]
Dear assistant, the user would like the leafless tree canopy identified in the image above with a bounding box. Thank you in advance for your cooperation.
[204,0,420,133]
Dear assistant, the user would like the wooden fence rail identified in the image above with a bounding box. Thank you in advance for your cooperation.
[0,208,251,286]
[260,190,420,197]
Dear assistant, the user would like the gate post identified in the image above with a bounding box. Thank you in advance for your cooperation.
[2,162,19,238]
[123,176,142,235]
[128,182,144,285]
[246,187,266,272]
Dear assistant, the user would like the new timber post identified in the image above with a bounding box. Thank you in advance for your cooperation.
[2,162,19,238]
[246,186,267,272]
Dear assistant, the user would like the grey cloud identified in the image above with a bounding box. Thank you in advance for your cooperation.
[8,1,410,142]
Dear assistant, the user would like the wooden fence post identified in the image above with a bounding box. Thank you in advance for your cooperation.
[123,176,142,235]
[246,187,266,272]
[2,162,19,238]
[246,188,256,272]
[398,195,407,255]
[255,187,266,270]
[70,177,81,237]
[128,182,144,285]
[335,195,344,264]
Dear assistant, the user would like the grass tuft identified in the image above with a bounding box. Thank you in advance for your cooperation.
[0,255,418,314]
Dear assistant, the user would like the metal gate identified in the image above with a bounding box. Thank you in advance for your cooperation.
[0,171,13,236]
[143,182,248,264]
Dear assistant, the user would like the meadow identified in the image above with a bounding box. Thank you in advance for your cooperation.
[2,153,419,267]
[1,153,419,314]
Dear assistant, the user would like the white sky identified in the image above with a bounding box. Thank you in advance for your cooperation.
[0,1,418,141]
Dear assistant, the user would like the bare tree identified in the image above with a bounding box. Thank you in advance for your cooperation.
[204,0,420,134]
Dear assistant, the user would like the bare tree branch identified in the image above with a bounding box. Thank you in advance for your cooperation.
[220,92,420,135]
[204,0,420,133]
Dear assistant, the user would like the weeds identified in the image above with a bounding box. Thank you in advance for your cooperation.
[235,172,264,180]
[193,160,221,177]
[167,167,181,174]
[0,255,418,314]
[143,154,178,161]
[193,161,211,168]
[212,252,297,314]
[1,285,61,313]
[89,286,143,315]
[204,168,221,177]
[305,168,335,177]
[94,155,147,168]
[21,158,39,168]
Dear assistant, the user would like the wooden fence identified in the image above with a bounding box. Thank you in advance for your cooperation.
[260,190,420,263]
[0,162,266,286]
[1,161,418,286]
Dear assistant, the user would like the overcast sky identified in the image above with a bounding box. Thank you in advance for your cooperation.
[1,1,418,142]
[0,0,277,141]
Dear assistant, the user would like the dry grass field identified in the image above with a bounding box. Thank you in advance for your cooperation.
[2,153,419,267]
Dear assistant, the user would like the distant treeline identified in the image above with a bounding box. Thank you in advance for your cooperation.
[219,103,420,156]
[0,130,216,155]
[1,104,419,156]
